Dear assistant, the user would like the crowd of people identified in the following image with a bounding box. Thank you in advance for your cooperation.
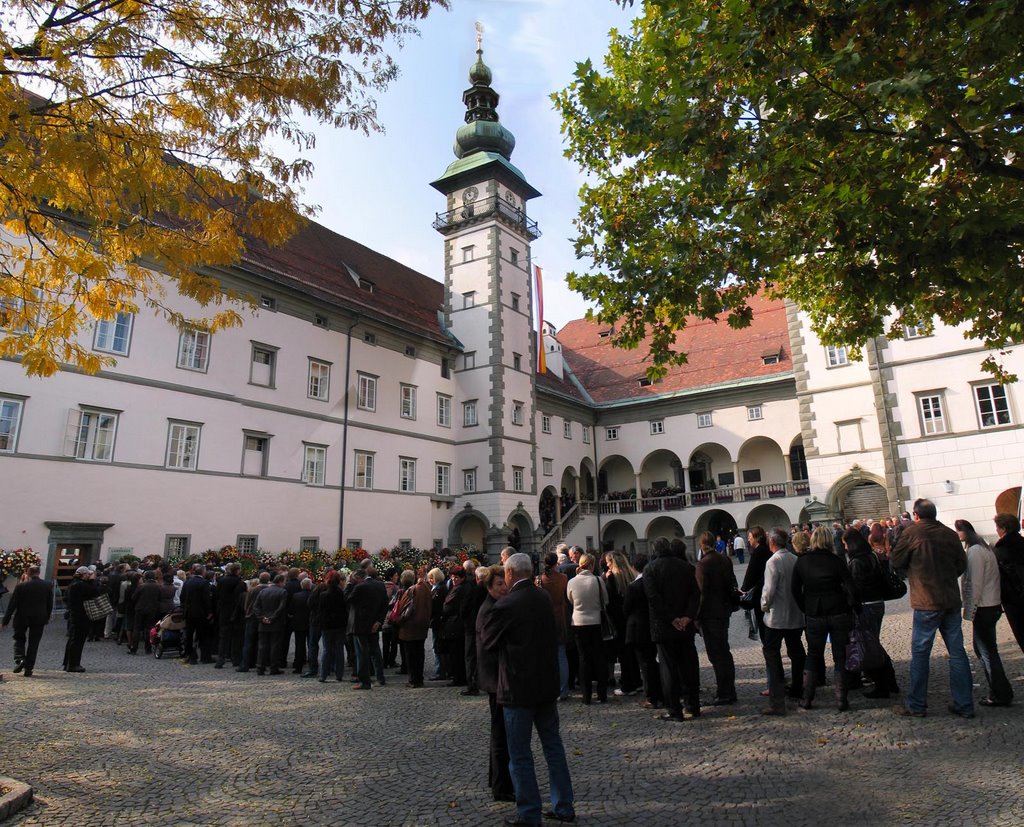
[3,499,1024,824]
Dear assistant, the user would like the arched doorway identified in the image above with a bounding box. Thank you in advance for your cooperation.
[448,509,489,554]
[827,471,892,523]
[691,509,738,542]
[579,459,596,501]
[745,504,793,533]
[539,485,559,534]
[645,516,686,545]
[506,508,535,555]
[601,519,638,556]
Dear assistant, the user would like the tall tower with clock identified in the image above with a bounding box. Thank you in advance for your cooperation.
[431,36,542,556]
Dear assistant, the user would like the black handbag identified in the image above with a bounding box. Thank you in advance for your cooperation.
[846,612,886,671]
[599,579,617,641]
[879,558,908,601]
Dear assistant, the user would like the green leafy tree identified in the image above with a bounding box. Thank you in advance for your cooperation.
[555,0,1024,380]
[1,0,446,376]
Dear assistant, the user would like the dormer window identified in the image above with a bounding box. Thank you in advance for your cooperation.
[638,377,654,387]
[359,279,374,293]
[598,330,613,339]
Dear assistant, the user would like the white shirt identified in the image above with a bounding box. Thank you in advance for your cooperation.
[761,549,804,630]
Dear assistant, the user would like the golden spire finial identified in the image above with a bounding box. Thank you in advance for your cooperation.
[475,21,484,53]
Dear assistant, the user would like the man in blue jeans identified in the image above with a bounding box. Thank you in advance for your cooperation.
[480,552,575,826]
[891,498,974,718]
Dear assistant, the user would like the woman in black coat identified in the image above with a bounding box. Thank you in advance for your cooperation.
[132,571,163,654]
[792,526,857,711]
[475,565,514,802]
[843,529,900,698]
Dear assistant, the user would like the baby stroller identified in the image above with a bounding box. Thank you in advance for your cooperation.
[151,611,186,659]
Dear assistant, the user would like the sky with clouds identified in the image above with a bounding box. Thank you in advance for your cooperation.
[292,0,636,330]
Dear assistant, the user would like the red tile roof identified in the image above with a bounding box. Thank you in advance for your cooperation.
[240,220,448,344]
[556,293,791,404]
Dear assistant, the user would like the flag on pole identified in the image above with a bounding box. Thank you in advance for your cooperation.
[535,264,547,374]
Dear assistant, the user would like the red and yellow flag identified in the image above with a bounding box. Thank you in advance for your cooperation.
[534,264,546,373]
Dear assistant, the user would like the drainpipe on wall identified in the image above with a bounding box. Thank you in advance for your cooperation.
[337,314,361,548]
[592,422,601,553]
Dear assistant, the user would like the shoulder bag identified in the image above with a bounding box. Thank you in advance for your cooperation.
[84,592,114,621]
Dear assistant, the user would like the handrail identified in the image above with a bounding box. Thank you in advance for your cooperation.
[591,479,811,516]
[539,502,581,555]
[433,195,541,239]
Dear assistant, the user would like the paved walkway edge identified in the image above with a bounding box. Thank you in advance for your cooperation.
[0,777,33,822]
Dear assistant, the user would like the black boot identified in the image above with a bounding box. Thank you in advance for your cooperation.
[835,669,849,711]
[799,671,816,710]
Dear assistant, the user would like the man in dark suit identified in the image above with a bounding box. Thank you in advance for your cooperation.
[347,567,389,689]
[624,557,662,709]
[644,537,701,722]
[214,563,245,668]
[480,552,575,826]
[179,563,213,664]
[2,565,54,677]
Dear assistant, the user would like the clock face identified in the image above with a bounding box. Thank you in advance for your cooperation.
[462,186,478,204]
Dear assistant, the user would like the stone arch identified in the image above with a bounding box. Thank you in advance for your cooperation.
[538,485,559,534]
[579,458,596,501]
[691,509,739,544]
[639,449,685,493]
[688,442,732,491]
[645,516,686,543]
[745,503,794,534]
[826,469,891,522]
[448,508,490,555]
[601,519,638,556]
[598,454,636,498]
[737,435,787,487]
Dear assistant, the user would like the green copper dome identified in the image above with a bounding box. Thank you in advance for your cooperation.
[453,48,516,161]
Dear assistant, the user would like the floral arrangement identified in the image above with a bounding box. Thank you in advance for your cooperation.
[0,548,41,579]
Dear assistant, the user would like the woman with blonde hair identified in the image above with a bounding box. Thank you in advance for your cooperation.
[792,526,857,711]
[566,553,609,704]
[605,550,641,695]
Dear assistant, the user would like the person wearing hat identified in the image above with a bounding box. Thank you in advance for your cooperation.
[63,566,98,672]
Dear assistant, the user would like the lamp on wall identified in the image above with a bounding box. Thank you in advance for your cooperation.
[943,480,954,494]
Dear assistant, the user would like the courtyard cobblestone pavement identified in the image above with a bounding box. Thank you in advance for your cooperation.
[2,587,1023,826]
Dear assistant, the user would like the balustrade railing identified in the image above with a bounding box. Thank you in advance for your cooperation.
[432,196,541,239]
[592,479,810,516]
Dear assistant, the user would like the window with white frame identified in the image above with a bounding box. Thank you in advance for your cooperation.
[542,458,553,476]
[512,401,524,426]
[250,343,277,387]
[511,293,520,311]
[165,535,190,557]
[650,419,664,435]
[166,421,200,470]
[975,384,1012,428]
[582,426,591,444]
[300,537,319,553]
[605,426,619,441]
[313,313,328,329]
[513,466,524,492]
[825,345,849,367]
[463,290,476,308]
[400,384,417,419]
[436,463,451,496]
[697,412,713,428]
[242,433,269,476]
[64,408,118,462]
[308,359,330,401]
[399,458,417,493]
[904,323,928,339]
[237,535,258,555]
[917,394,948,435]
[542,415,551,434]
[563,420,572,439]
[747,405,763,421]
[463,400,478,427]
[178,329,211,371]
[363,331,376,345]
[437,394,452,427]
[94,312,133,356]
[346,539,362,551]
[303,444,326,486]
[354,451,374,489]
[462,246,475,263]
[464,469,477,493]
[259,295,277,310]
[463,352,476,370]
[0,398,23,453]
[357,373,377,411]
[510,250,519,267]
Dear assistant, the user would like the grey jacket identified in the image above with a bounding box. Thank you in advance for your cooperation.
[762,549,804,630]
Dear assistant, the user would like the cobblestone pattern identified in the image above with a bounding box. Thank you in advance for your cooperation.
[3,585,1024,826]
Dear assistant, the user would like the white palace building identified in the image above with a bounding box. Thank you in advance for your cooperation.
[2,50,1023,580]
